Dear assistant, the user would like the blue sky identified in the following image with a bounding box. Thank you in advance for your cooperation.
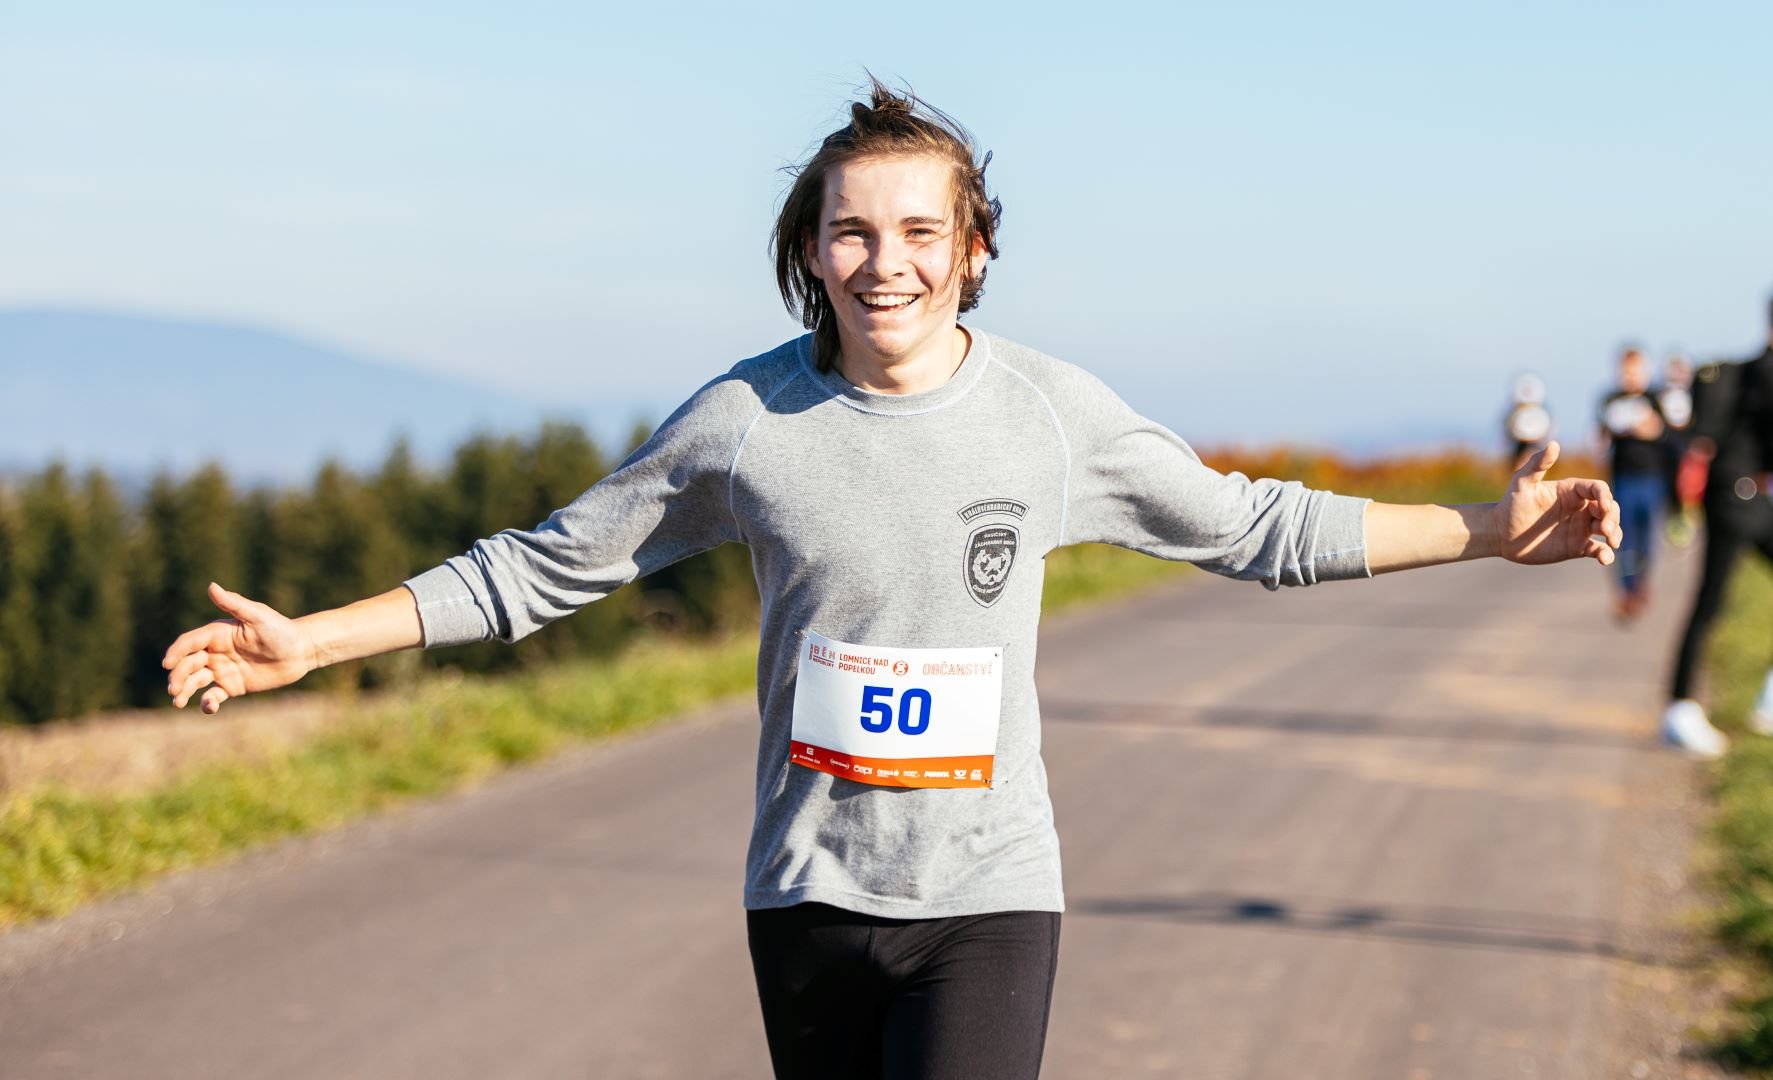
[4,1,1770,452]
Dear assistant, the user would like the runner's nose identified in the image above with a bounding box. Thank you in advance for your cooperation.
[862,235,912,281]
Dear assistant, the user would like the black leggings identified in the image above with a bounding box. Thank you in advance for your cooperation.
[747,902,1061,1080]
[1671,494,1773,700]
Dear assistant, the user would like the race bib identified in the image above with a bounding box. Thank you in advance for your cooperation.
[1603,396,1652,436]
[790,630,1003,789]
[1508,404,1550,442]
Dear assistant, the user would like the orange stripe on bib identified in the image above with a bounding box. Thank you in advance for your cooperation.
[790,741,994,789]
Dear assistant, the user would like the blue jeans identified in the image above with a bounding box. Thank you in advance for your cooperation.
[1613,471,1663,595]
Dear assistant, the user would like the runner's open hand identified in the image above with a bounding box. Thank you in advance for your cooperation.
[1494,441,1622,566]
[162,583,317,714]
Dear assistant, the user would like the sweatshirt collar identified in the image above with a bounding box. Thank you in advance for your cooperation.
[798,326,992,417]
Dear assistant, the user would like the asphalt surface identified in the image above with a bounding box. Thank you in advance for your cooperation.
[1,554,1706,1079]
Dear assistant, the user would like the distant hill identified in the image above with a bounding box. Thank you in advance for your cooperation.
[0,308,1506,492]
[0,308,588,485]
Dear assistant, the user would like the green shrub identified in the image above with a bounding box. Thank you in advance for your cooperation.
[1703,559,1773,1066]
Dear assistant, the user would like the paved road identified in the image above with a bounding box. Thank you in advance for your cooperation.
[1,555,1702,1078]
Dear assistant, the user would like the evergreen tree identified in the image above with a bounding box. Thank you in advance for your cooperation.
[375,435,449,577]
[69,468,131,715]
[127,464,244,708]
[432,435,530,674]
[522,420,605,525]
[238,486,286,612]
[281,461,413,690]
[444,432,531,549]
[286,462,401,611]
[0,478,30,725]
[509,421,637,660]
[642,543,760,636]
[15,464,84,722]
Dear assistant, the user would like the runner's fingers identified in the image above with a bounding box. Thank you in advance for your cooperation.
[162,624,218,669]
[1565,476,1613,508]
[165,650,211,697]
[173,667,215,709]
[200,685,230,715]
[1587,499,1622,545]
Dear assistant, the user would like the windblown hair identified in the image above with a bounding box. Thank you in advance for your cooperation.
[772,77,1003,372]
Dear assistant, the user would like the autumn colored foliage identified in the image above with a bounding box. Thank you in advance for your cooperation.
[1198,445,1600,508]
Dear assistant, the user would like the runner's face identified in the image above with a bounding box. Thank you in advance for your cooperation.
[806,155,975,370]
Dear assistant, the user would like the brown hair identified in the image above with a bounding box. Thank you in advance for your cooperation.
[772,77,1003,372]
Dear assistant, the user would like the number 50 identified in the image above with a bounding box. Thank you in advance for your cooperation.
[860,685,932,735]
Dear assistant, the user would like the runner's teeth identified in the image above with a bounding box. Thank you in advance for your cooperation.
[860,294,916,309]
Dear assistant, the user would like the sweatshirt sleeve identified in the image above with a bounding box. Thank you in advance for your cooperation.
[1057,368,1370,589]
[401,375,752,647]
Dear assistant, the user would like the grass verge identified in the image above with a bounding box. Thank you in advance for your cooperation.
[0,545,1182,928]
[1040,542,1193,612]
[0,636,759,927]
[1700,557,1773,1069]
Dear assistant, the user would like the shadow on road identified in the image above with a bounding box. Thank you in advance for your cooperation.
[1070,891,1679,967]
[1042,698,1655,750]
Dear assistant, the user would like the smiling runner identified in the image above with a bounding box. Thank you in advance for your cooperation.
[162,79,1623,1080]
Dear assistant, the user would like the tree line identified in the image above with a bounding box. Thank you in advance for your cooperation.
[0,422,758,726]
[0,425,1523,728]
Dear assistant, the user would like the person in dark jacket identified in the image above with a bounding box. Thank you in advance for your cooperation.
[1662,298,1773,757]
[1661,354,1700,547]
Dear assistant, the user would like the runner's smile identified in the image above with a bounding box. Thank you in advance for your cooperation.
[806,155,979,387]
[856,291,921,317]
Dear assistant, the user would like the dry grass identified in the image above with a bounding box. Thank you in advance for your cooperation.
[0,693,358,797]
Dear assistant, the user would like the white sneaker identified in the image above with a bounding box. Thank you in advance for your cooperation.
[1663,699,1729,759]
[1752,670,1773,736]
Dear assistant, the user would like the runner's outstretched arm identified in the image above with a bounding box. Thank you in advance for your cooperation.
[162,582,424,714]
[1364,441,1622,574]
[162,361,760,716]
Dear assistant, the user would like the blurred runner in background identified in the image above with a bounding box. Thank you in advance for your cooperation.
[1504,372,1553,469]
[1663,299,1773,758]
[1660,354,1695,431]
[1597,346,1670,620]
[1660,353,1700,547]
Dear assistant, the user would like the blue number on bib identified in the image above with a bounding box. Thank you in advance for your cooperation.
[858,685,934,736]
[859,685,894,733]
[898,688,932,735]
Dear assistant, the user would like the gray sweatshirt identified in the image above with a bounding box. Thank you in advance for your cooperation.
[404,330,1371,918]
